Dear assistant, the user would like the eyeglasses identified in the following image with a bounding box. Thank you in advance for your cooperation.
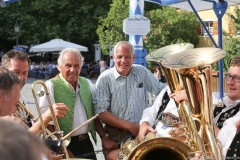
[225,74,240,83]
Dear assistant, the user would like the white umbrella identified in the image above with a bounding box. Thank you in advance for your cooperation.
[30,39,88,52]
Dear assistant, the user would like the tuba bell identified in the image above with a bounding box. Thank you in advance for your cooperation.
[162,47,226,159]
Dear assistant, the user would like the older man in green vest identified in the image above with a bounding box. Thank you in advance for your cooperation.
[39,48,116,159]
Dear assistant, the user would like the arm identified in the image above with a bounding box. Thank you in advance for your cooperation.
[29,103,69,134]
[138,87,168,141]
[94,118,117,154]
[98,111,139,136]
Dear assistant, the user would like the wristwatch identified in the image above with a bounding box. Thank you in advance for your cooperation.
[100,133,109,139]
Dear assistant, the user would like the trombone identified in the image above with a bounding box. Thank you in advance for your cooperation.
[32,80,69,159]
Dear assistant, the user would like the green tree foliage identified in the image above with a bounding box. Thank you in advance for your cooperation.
[97,3,199,55]
[144,7,199,53]
[213,6,240,72]
[97,0,160,55]
[97,0,129,55]
[0,0,111,52]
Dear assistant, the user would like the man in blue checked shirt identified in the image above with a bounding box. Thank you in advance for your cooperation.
[95,41,166,160]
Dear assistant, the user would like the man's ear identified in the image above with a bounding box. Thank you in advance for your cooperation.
[133,54,136,61]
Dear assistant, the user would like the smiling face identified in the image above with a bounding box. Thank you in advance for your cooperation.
[0,83,20,116]
[7,57,29,87]
[58,52,81,87]
[113,45,135,76]
[226,66,240,101]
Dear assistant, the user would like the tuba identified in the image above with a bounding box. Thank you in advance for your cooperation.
[118,45,226,160]
[161,48,226,159]
[32,80,69,159]
[118,43,195,160]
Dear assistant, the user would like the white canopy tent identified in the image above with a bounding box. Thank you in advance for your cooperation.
[30,39,88,52]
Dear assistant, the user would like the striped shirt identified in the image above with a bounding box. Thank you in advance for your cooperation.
[95,64,166,124]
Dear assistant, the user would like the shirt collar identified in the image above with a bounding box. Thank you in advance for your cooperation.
[113,65,135,79]
[223,96,240,106]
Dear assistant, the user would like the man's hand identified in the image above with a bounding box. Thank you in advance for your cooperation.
[190,152,202,160]
[170,90,188,104]
[101,137,118,155]
[43,103,70,122]
[1,116,25,126]
[127,123,140,136]
[45,149,63,160]
[138,122,156,142]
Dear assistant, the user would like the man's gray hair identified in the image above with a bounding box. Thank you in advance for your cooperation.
[113,41,134,55]
[57,48,84,67]
[0,67,22,101]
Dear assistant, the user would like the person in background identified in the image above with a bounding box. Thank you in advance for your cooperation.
[88,62,100,78]
[95,41,166,160]
[99,58,106,74]
[110,56,114,68]
[30,62,39,78]
[52,61,56,69]
[153,66,167,83]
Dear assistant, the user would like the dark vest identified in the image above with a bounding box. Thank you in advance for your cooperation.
[214,102,240,129]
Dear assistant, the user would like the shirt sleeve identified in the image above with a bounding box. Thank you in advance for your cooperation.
[94,75,110,114]
[142,66,166,95]
[217,111,240,157]
[140,89,165,126]
[38,80,56,114]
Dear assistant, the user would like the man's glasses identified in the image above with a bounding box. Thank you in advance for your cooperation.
[225,74,240,83]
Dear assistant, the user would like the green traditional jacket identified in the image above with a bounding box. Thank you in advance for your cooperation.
[50,74,96,142]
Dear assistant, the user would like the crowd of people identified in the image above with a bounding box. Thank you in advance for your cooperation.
[29,61,57,79]
[0,41,239,160]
